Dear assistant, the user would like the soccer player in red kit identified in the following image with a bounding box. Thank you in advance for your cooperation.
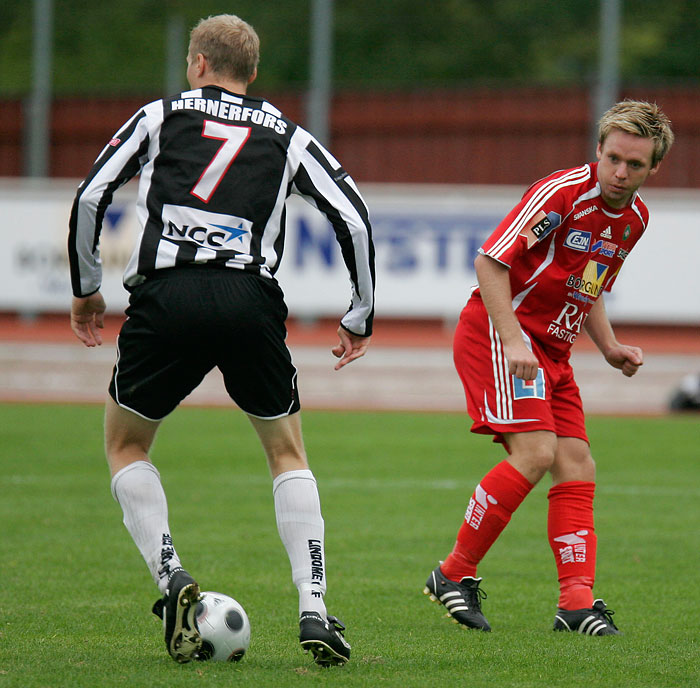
[424,100,674,635]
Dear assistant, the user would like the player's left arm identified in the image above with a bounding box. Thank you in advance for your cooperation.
[584,297,643,377]
[292,134,375,367]
[331,326,371,371]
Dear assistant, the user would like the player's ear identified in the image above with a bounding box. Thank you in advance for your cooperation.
[248,68,258,85]
[595,142,603,160]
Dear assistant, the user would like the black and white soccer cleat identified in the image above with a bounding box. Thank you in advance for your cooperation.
[424,565,491,631]
[152,568,203,662]
[299,611,351,666]
[553,598,621,636]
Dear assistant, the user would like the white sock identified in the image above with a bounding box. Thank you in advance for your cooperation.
[273,469,327,618]
[111,461,182,595]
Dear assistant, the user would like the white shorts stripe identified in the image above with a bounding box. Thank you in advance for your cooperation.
[488,319,513,419]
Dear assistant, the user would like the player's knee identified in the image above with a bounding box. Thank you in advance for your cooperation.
[571,452,596,481]
[505,432,557,482]
[526,444,557,474]
[551,440,596,483]
[508,446,556,484]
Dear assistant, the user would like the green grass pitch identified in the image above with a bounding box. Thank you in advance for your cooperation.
[2,403,698,687]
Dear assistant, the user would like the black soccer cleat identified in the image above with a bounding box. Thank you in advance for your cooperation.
[152,568,203,662]
[553,598,621,636]
[299,611,351,666]
[423,565,491,631]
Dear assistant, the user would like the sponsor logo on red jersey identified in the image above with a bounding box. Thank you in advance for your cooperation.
[519,210,561,248]
[548,301,589,343]
[566,261,609,298]
[591,240,617,258]
[563,228,591,252]
[573,205,598,221]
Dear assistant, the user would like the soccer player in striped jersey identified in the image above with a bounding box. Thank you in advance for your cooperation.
[424,100,673,636]
[68,14,372,665]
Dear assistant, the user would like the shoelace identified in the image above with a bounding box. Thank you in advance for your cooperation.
[594,603,618,629]
[465,582,488,610]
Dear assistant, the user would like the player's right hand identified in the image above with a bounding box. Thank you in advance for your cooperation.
[504,342,540,380]
[332,326,371,370]
[71,292,107,347]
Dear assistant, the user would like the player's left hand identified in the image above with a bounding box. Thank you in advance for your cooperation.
[71,292,107,347]
[332,326,371,370]
[604,344,643,377]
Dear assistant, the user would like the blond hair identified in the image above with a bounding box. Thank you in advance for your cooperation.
[598,100,674,167]
[188,15,260,82]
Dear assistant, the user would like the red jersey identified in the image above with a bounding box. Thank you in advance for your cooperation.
[475,162,650,359]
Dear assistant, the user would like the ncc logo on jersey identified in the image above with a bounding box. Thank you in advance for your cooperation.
[161,204,252,253]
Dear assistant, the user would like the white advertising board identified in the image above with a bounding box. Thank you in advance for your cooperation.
[0,180,698,324]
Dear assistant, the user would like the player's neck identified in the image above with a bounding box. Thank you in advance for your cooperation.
[188,71,249,95]
[194,79,248,95]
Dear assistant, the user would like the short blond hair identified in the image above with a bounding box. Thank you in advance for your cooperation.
[188,14,259,82]
[598,100,674,167]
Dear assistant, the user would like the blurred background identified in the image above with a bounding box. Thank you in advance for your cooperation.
[1,0,698,413]
[2,0,699,184]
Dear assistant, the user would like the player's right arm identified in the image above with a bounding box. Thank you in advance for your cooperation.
[70,292,106,348]
[474,253,539,381]
[67,108,150,346]
[68,108,150,299]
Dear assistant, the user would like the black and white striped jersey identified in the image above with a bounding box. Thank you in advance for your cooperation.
[68,85,375,336]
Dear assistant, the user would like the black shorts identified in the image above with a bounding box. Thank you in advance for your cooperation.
[109,267,300,420]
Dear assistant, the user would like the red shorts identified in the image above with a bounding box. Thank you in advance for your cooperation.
[453,297,588,445]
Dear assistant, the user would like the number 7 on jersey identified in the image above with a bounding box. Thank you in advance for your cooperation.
[191,121,251,203]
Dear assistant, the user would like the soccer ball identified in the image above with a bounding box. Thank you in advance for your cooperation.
[194,591,251,662]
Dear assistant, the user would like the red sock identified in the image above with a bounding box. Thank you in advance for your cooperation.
[548,481,597,609]
[441,460,533,581]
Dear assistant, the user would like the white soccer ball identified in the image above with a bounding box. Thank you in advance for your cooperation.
[195,591,251,662]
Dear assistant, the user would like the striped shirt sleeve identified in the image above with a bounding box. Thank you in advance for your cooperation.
[291,134,375,337]
[482,165,592,267]
[67,107,151,297]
